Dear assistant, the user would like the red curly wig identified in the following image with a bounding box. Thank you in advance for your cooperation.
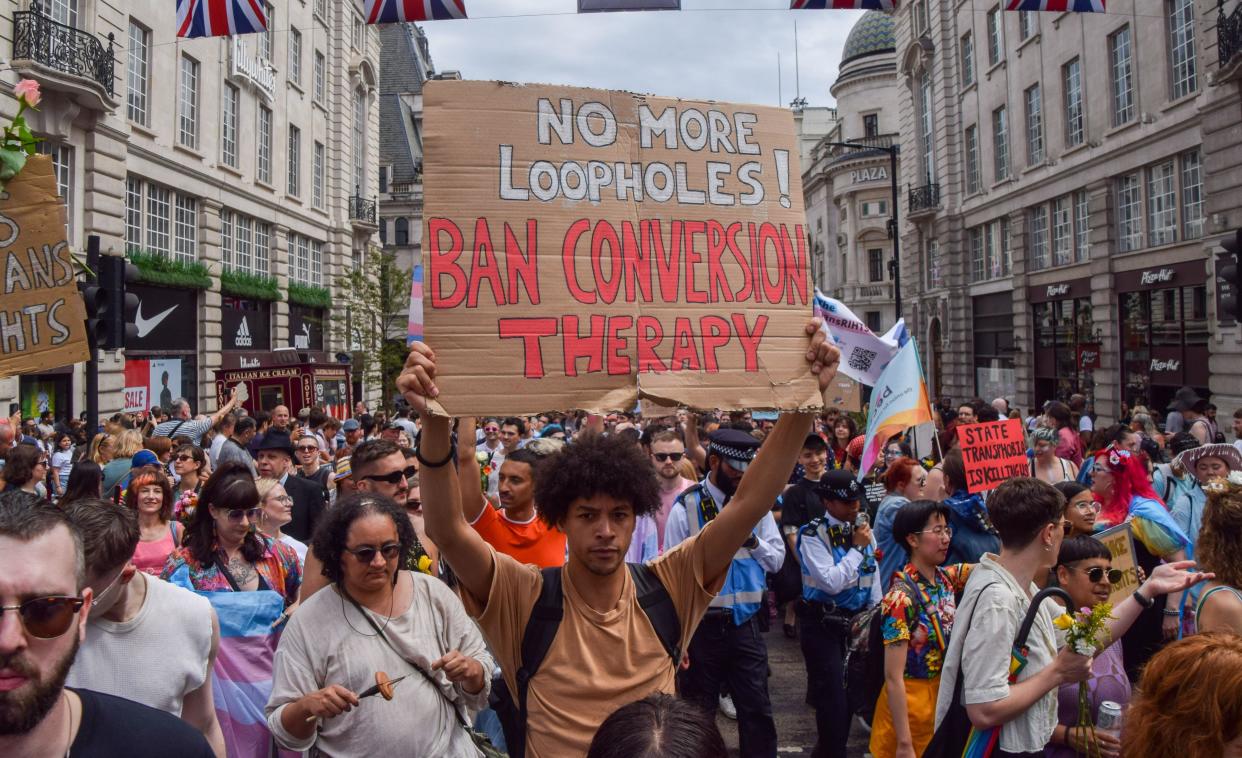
[1092,445,1161,527]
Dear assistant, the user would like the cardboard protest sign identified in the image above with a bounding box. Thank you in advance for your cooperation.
[0,155,88,379]
[420,80,819,415]
[1095,522,1141,608]
[960,418,1029,493]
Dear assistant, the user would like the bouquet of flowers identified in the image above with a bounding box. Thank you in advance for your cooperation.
[173,489,199,526]
[476,450,494,493]
[1053,602,1114,757]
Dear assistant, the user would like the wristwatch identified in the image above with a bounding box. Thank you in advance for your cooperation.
[743,534,759,550]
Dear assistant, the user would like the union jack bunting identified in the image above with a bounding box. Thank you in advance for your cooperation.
[790,0,896,9]
[577,0,681,10]
[365,0,469,23]
[1004,0,1106,10]
[176,0,267,38]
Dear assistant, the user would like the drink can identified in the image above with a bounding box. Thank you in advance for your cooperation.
[1096,701,1123,731]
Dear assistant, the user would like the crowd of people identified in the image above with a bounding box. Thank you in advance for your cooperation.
[2,325,1241,758]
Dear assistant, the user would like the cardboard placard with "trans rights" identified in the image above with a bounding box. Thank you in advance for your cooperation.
[0,155,88,379]
[420,80,820,416]
[961,418,1029,494]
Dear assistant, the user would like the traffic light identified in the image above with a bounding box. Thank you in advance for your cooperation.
[1220,229,1242,323]
[89,254,139,350]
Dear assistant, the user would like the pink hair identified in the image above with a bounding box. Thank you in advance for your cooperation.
[1094,445,1162,525]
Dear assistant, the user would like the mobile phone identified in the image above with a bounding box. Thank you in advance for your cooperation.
[8,403,18,416]
[855,513,870,529]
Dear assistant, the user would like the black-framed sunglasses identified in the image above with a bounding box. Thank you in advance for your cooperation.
[175,454,196,462]
[296,445,319,453]
[653,452,684,462]
[1070,565,1124,585]
[362,466,418,484]
[345,543,403,564]
[1,595,84,639]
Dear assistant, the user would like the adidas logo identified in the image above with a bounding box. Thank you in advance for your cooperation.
[235,317,253,347]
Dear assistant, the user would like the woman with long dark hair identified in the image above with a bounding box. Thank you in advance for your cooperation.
[829,416,857,470]
[60,460,104,505]
[1053,481,1098,539]
[50,431,75,499]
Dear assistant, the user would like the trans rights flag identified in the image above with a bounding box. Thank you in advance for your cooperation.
[177,0,267,38]
[856,339,933,481]
[1005,0,1106,10]
[167,565,289,758]
[408,264,424,344]
[578,0,681,10]
[791,0,897,10]
[814,290,908,386]
[366,0,468,23]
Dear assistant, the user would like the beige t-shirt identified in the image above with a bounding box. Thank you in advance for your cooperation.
[460,524,724,758]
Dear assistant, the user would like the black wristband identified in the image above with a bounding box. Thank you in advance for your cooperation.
[1132,589,1154,608]
[415,443,456,469]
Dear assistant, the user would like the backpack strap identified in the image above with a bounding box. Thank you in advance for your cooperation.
[628,562,681,664]
[513,567,565,758]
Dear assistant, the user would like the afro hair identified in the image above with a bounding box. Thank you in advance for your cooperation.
[534,433,661,528]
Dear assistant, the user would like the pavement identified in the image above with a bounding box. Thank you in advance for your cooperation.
[715,619,872,757]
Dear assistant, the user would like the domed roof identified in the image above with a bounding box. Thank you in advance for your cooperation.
[841,11,896,65]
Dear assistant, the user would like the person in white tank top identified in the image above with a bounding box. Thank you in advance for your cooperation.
[62,499,226,757]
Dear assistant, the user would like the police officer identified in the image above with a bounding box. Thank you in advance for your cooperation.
[796,469,881,758]
[666,428,784,758]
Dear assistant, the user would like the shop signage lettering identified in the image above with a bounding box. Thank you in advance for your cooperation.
[1150,358,1181,373]
[239,356,260,368]
[849,166,887,184]
[230,37,275,101]
[1079,344,1101,371]
[1046,284,1069,298]
[1140,268,1175,286]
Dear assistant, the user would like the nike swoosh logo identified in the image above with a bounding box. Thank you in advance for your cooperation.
[135,302,178,338]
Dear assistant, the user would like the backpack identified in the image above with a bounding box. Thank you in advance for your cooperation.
[1154,463,1176,504]
[845,572,923,724]
[504,563,681,758]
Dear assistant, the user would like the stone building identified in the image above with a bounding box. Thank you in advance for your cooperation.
[0,0,381,418]
[891,0,1218,421]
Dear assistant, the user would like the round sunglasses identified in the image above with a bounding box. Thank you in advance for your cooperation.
[1068,565,1124,585]
[345,542,403,564]
[1,595,84,639]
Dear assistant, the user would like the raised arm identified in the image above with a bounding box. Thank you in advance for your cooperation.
[683,414,707,473]
[696,318,838,586]
[396,343,497,602]
[208,388,240,427]
[455,417,489,523]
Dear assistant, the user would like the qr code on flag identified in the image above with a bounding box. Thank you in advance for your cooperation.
[848,348,877,374]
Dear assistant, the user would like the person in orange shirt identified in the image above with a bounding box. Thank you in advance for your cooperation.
[458,417,566,568]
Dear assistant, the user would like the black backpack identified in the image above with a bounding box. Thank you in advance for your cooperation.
[845,573,924,724]
[499,563,681,758]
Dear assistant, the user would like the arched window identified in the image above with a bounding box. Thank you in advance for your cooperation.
[395,217,409,246]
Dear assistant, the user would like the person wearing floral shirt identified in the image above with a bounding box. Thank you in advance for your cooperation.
[871,500,973,758]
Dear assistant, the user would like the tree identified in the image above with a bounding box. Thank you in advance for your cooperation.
[333,246,410,409]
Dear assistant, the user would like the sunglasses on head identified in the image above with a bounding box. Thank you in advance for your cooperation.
[653,452,684,462]
[1,595,84,639]
[345,542,403,564]
[362,466,418,484]
[1069,565,1124,584]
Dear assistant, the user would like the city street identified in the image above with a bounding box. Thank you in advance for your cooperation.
[716,618,871,756]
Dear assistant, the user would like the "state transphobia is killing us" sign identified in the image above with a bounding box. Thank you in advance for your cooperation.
[418,80,820,415]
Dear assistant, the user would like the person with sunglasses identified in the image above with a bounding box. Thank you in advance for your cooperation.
[0,491,216,757]
[266,494,494,756]
[173,444,208,499]
[63,498,225,757]
[649,430,694,553]
[162,463,301,758]
[294,433,334,502]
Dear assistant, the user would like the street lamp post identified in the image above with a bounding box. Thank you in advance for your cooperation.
[824,140,902,319]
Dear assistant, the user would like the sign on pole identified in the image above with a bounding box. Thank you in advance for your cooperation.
[419,80,819,415]
[960,418,1029,493]
[0,155,88,379]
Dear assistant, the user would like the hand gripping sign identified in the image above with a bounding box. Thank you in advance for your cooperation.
[418,80,821,415]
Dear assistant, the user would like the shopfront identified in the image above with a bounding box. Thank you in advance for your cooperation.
[216,350,351,418]
[973,292,1016,401]
[221,297,272,352]
[1029,278,1095,408]
[1117,260,1209,411]
[18,370,72,420]
[124,284,200,413]
[287,305,325,351]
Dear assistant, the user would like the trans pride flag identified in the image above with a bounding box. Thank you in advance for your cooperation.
[1005,0,1106,10]
[168,565,289,758]
[791,0,897,10]
[856,339,933,481]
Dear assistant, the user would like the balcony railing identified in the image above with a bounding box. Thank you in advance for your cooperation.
[1220,0,1242,69]
[349,195,377,224]
[13,1,114,96]
[908,183,940,214]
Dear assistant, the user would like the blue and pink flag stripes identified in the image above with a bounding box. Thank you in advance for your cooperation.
[407,264,424,344]
[365,0,468,23]
[1005,0,1106,10]
[176,0,267,38]
[577,0,681,11]
[791,0,896,10]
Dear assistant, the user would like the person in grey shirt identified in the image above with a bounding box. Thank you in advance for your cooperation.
[216,416,258,477]
[153,390,241,446]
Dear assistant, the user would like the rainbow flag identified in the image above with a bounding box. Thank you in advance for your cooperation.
[856,339,932,480]
[167,566,288,758]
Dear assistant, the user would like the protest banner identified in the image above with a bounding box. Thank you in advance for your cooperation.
[1095,522,1141,608]
[814,290,907,386]
[419,80,820,415]
[960,418,1029,493]
[0,155,88,378]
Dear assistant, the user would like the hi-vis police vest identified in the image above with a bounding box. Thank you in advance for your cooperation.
[796,516,877,612]
[679,480,766,625]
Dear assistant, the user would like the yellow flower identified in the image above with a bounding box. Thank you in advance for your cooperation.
[1053,613,1075,631]
[417,555,433,574]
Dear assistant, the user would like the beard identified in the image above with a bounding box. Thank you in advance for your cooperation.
[0,635,79,735]
[713,469,740,497]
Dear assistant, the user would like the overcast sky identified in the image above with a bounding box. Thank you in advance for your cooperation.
[421,0,865,108]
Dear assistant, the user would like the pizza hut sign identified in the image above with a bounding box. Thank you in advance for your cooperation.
[1140,268,1175,287]
[1046,284,1070,298]
[1078,343,1101,371]
[1150,358,1181,374]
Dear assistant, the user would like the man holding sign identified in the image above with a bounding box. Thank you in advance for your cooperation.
[398,318,840,758]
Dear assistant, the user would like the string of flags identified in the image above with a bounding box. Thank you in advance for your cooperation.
[176,0,1107,38]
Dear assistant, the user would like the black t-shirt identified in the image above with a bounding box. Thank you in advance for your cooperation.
[69,688,214,758]
[779,478,825,533]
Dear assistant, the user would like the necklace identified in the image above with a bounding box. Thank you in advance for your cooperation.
[339,579,397,637]
[61,691,74,758]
